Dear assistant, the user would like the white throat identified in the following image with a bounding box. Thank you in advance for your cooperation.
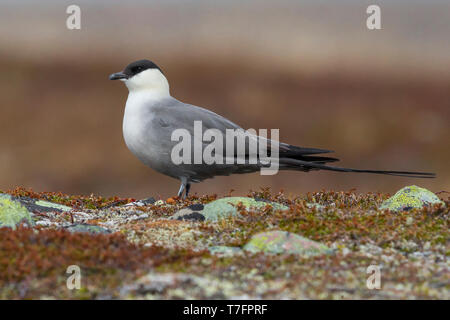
[124,68,170,99]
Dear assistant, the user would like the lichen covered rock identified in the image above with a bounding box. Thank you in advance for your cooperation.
[19,197,72,213]
[380,185,444,212]
[202,197,288,221]
[64,223,112,234]
[208,245,242,256]
[0,194,34,229]
[124,197,156,207]
[170,204,205,221]
[243,230,332,257]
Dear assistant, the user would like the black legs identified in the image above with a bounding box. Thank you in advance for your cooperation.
[177,179,191,199]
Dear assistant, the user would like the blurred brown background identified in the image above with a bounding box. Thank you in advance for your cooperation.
[0,0,449,199]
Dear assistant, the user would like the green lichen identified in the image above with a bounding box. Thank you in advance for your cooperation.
[64,223,111,234]
[35,200,72,212]
[202,197,289,221]
[0,194,34,229]
[243,230,332,257]
[380,185,444,212]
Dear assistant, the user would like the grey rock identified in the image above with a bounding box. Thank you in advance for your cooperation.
[202,197,289,221]
[170,207,205,222]
[14,196,72,213]
[64,223,112,234]
[243,230,332,257]
[124,197,156,207]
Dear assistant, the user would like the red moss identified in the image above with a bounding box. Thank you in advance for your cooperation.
[0,226,205,298]
[5,187,136,210]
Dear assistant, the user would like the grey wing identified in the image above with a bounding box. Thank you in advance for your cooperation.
[150,98,338,181]
[148,99,434,181]
[149,100,255,181]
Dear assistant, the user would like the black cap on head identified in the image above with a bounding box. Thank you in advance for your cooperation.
[109,59,163,80]
[124,59,163,77]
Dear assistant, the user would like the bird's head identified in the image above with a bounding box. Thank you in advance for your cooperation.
[109,59,169,96]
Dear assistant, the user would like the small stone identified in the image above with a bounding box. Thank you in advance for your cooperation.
[178,231,195,242]
[202,197,289,221]
[243,230,332,257]
[171,208,205,221]
[140,197,156,205]
[208,246,242,256]
[380,185,444,212]
[306,203,326,210]
[154,200,165,206]
[124,197,156,207]
[342,247,351,256]
[35,220,53,227]
[120,273,193,296]
[64,223,111,234]
[0,194,34,229]
[406,216,414,225]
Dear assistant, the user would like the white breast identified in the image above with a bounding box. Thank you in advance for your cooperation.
[122,92,160,166]
[121,68,172,171]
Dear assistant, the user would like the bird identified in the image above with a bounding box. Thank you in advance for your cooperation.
[109,59,435,198]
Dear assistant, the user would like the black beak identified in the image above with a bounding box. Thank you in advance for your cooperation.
[109,72,128,80]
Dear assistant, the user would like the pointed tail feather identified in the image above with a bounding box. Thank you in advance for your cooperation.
[280,158,436,178]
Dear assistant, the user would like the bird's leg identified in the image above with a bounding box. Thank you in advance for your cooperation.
[177,177,189,199]
[177,183,186,198]
[185,183,191,199]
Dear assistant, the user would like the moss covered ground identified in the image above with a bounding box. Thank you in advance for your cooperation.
[0,187,448,299]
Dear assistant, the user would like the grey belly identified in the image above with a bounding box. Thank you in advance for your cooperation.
[123,123,262,182]
[124,133,183,180]
[125,137,261,182]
